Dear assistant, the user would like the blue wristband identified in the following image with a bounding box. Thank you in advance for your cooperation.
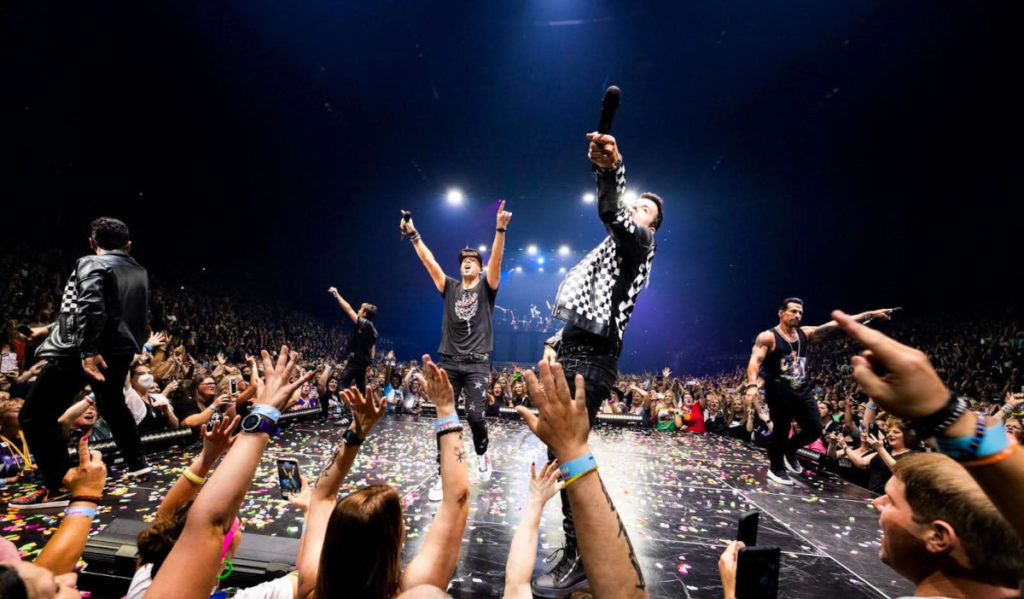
[250,403,282,424]
[935,418,1009,461]
[558,453,597,483]
[143,343,152,353]
[866,401,878,410]
[434,414,459,432]
[64,505,97,519]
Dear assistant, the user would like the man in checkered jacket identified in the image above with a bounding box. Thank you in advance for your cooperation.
[531,132,662,597]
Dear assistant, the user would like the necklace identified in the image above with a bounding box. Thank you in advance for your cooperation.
[775,326,800,357]
[0,431,32,468]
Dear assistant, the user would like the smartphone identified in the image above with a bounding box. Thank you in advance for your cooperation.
[16,324,32,338]
[0,352,17,375]
[277,458,301,499]
[737,510,760,547]
[229,377,238,396]
[868,422,880,438]
[735,546,781,599]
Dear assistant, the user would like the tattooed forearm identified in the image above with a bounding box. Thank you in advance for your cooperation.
[317,448,340,484]
[455,447,466,463]
[600,477,646,590]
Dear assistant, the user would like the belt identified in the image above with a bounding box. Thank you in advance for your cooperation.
[559,344,618,358]
[439,352,489,364]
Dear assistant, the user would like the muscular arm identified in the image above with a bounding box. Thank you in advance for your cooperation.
[803,309,888,343]
[747,332,772,385]
[410,236,447,294]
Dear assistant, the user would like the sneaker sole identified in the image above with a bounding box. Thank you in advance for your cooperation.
[10,499,70,511]
[766,471,794,486]
[530,578,590,598]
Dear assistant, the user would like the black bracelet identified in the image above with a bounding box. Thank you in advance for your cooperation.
[909,392,967,439]
[495,228,506,233]
[437,426,463,439]
[408,232,421,243]
[69,495,102,505]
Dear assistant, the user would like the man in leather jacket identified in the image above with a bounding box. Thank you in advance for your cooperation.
[13,217,150,509]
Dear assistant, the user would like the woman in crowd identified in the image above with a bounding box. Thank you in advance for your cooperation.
[846,419,920,494]
[485,380,507,417]
[0,396,35,486]
[125,364,179,432]
[678,391,705,433]
[724,395,751,441]
[703,394,726,435]
[175,374,235,430]
[509,379,529,408]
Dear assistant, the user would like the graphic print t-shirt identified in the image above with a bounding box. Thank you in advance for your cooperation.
[439,276,497,356]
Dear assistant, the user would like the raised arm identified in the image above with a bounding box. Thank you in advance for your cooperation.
[401,355,471,592]
[297,385,385,599]
[802,308,894,343]
[35,437,107,574]
[327,287,359,324]
[587,133,654,257]
[518,361,648,599]
[486,201,512,290]
[504,461,562,599]
[155,415,237,522]
[58,395,95,432]
[146,346,313,599]
[400,214,446,293]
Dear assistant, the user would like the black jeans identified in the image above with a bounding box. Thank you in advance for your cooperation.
[20,354,144,491]
[764,383,822,472]
[439,361,489,455]
[548,348,617,544]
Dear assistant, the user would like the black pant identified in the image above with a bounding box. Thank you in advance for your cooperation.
[330,360,368,420]
[439,361,489,455]
[764,383,822,472]
[547,350,617,544]
[20,355,144,491]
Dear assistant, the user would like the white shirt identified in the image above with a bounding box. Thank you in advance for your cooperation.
[126,564,296,599]
[124,387,147,425]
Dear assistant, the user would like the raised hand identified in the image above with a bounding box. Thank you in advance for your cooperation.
[416,354,454,417]
[63,436,107,497]
[527,460,562,507]
[287,476,311,513]
[146,331,168,351]
[257,345,316,412]
[82,354,108,382]
[201,413,239,458]
[517,361,590,461]
[496,200,512,229]
[586,132,621,168]
[327,287,339,297]
[341,385,386,438]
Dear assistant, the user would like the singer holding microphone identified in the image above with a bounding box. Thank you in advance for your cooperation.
[532,122,663,595]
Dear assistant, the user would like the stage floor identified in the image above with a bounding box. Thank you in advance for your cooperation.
[2,416,915,598]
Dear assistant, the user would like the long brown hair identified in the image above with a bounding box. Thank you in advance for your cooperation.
[316,484,404,599]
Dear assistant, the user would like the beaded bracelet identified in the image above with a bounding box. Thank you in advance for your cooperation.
[64,505,97,519]
[182,468,205,485]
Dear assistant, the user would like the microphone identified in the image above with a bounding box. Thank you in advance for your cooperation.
[597,86,621,134]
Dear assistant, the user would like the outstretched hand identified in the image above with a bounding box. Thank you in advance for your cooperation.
[257,346,316,412]
[201,413,239,458]
[496,200,512,229]
[82,354,108,382]
[517,361,590,461]
[416,354,454,416]
[586,132,621,168]
[527,460,562,506]
[63,436,107,497]
[342,384,385,438]
[832,310,949,419]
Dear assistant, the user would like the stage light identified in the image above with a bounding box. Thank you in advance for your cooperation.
[478,244,487,252]
[622,190,637,204]
[515,266,523,272]
[526,244,538,255]
[559,267,566,273]
[537,257,545,265]
[583,192,595,203]
[558,245,570,255]
[538,267,544,272]
[446,188,464,205]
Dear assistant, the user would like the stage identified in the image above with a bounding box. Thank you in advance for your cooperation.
[3,416,914,598]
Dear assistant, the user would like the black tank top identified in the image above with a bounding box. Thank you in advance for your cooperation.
[763,327,810,395]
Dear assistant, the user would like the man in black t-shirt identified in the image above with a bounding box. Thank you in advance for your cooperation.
[327,287,378,414]
[400,201,512,493]
[745,297,895,486]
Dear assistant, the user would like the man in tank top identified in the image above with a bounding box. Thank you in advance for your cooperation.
[745,297,896,485]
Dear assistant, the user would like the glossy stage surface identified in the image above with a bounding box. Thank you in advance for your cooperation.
[2,416,914,598]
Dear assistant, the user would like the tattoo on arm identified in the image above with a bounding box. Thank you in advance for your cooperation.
[599,478,646,590]
[317,448,340,485]
[455,447,466,463]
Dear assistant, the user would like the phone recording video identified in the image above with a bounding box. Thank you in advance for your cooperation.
[277,458,301,499]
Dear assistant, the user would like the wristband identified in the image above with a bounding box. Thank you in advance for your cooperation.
[69,495,102,505]
[85,394,96,406]
[964,439,1018,467]
[434,414,459,432]
[1002,404,1015,415]
[559,453,597,487]
[910,393,967,440]
[409,232,421,243]
[64,505,97,519]
[865,401,878,411]
[182,468,205,485]
[495,228,506,233]
[437,426,462,439]
[935,415,1009,461]
[250,403,282,424]
[143,343,152,353]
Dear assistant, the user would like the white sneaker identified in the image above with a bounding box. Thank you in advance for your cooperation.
[477,453,493,481]
[427,475,443,502]
[767,468,795,486]
[783,454,803,475]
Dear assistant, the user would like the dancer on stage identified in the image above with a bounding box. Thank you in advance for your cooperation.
[745,298,897,485]
[14,218,150,509]
[534,132,662,596]
[400,201,512,495]
[326,286,377,421]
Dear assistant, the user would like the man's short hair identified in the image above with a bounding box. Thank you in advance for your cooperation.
[892,453,1024,588]
[90,217,130,250]
[638,192,663,231]
[779,297,804,311]
[362,304,378,320]
[458,248,483,268]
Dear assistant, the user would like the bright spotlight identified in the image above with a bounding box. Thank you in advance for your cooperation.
[478,244,487,252]
[515,266,523,272]
[622,190,638,205]
[558,245,570,256]
[538,267,544,272]
[537,257,545,265]
[582,192,595,204]
[526,244,538,255]
[558,267,566,273]
[446,188,464,205]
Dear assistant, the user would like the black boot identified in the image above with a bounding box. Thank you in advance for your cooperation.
[531,540,588,598]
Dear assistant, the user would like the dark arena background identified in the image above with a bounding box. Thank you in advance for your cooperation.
[1,1,1020,599]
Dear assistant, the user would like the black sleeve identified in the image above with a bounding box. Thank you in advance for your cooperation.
[74,259,109,358]
[596,162,654,259]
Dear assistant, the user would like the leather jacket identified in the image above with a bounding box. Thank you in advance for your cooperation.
[37,249,149,360]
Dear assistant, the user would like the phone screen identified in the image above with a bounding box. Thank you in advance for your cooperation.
[277,459,301,498]
[0,353,17,375]
[736,546,781,599]
[229,377,238,395]
[737,510,760,547]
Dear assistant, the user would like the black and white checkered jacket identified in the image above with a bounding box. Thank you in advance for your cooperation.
[547,161,655,350]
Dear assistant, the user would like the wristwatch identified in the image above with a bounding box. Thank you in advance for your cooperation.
[342,428,364,447]
[241,404,281,437]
